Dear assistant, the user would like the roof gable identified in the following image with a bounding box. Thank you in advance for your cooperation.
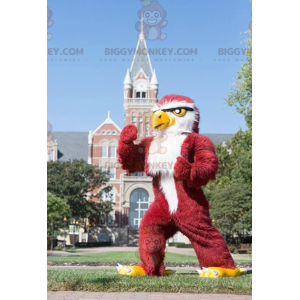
[92,112,122,134]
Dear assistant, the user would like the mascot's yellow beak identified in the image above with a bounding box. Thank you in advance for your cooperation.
[150,110,175,130]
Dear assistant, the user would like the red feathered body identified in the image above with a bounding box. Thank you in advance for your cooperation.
[117,95,235,276]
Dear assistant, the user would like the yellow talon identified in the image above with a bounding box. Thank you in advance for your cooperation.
[116,264,176,276]
[116,264,146,276]
[197,267,246,278]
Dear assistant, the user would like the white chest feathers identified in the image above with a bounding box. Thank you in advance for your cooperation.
[148,134,186,213]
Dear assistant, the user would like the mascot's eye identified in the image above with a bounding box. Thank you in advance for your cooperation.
[145,12,150,18]
[172,108,187,117]
[154,12,159,18]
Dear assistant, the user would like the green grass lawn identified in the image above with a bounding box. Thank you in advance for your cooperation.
[47,269,252,294]
[48,251,251,266]
[48,251,199,266]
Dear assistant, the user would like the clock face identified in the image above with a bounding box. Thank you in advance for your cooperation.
[136,80,147,91]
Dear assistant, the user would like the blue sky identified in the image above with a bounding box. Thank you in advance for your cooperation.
[47,0,251,134]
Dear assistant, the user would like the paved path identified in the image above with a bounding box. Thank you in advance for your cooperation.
[47,292,252,300]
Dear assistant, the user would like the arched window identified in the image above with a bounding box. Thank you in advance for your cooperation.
[129,188,149,229]
[101,142,108,157]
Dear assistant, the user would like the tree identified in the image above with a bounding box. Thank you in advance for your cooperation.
[47,159,113,221]
[205,30,252,242]
[225,30,252,129]
[47,192,70,236]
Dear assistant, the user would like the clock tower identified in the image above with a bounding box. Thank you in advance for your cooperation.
[123,18,159,139]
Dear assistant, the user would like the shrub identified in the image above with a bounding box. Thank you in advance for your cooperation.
[168,242,193,248]
[75,241,112,248]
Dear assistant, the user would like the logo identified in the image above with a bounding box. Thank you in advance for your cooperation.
[134,225,168,267]
[136,0,168,41]
[47,7,54,40]
[148,133,167,154]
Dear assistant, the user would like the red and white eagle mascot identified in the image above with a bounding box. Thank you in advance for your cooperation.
[117,95,246,278]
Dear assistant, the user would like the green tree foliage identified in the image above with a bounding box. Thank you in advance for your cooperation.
[225,31,252,128]
[205,30,252,240]
[47,192,70,236]
[47,159,113,220]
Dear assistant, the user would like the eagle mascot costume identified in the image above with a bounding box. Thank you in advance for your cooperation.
[117,95,246,278]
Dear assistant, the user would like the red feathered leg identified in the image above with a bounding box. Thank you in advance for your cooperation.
[137,195,177,276]
[175,201,235,270]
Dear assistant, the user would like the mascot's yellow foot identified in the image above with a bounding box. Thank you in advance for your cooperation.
[116,264,176,276]
[196,267,247,278]
[117,264,146,276]
[164,269,176,276]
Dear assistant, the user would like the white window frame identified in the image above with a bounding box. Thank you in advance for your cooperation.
[109,146,116,158]
[108,210,115,226]
[101,146,107,158]
[109,168,116,180]
[129,189,149,229]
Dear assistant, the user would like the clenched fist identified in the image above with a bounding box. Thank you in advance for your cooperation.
[120,125,138,144]
[174,156,191,180]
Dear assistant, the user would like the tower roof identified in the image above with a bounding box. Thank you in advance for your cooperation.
[150,69,158,85]
[130,39,153,81]
[124,69,132,85]
[129,17,153,81]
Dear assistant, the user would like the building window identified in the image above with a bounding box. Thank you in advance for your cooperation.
[109,168,116,179]
[136,92,141,98]
[129,188,149,229]
[101,147,107,157]
[142,92,146,98]
[99,212,115,227]
[101,167,109,177]
[107,131,111,135]
[109,146,116,158]
[101,190,114,202]
[108,211,115,226]
[132,116,137,127]
[128,172,143,177]
[99,215,106,226]
[99,190,115,227]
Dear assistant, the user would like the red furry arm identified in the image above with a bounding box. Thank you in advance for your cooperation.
[117,125,151,173]
[174,134,218,186]
[190,135,219,185]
